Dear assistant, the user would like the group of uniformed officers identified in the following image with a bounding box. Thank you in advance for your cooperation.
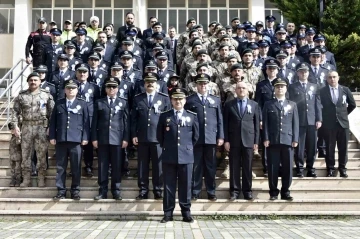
[9,14,356,222]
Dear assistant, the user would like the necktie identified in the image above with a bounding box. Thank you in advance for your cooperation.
[332,88,338,104]
[91,70,95,78]
[309,45,313,49]
[176,111,181,123]
[67,100,71,110]
[124,70,128,78]
[158,70,163,76]
[80,83,85,93]
[110,98,114,108]
[314,68,318,76]
[269,29,273,36]
[148,94,153,107]
[201,96,205,105]
[302,83,306,90]
[239,100,245,115]
[53,45,56,50]
[279,100,284,110]
[59,71,64,79]
[281,69,285,78]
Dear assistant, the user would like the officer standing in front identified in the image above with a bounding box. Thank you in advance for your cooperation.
[184,74,224,201]
[262,78,299,200]
[157,88,199,223]
[289,63,322,177]
[131,72,171,200]
[92,77,129,200]
[50,79,90,200]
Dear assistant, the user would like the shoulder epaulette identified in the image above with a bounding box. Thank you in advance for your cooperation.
[40,88,50,93]
[209,94,219,98]
[186,110,197,115]
[46,82,55,86]
[77,97,85,101]
[119,96,128,101]
[319,65,328,70]
[99,68,107,73]
[88,81,98,86]
[57,97,65,101]
[133,68,141,72]
[158,92,169,97]
[161,109,172,114]
[134,92,145,97]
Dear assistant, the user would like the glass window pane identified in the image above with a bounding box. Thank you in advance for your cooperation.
[73,10,82,25]
[32,10,41,30]
[94,9,102,24]
[209,10,218,25]
[147,10,157,27]
[265,10,271,18]
[239,9,248,22]
[55,0,70,8]
[96,0,110,8]
[114,10,123,33]
[0,0,15,8]
[211,0,225,8]
[148,0,166,8]
[229,0,248,8]
[178,10,187,33]
[265,0,275,8]
[188,10,197,23]
[229,10,238,22]
[168,10,177,32]
[33,0,51,8]
[9,8,14,33]
[219,10,228,27]
[83,10,93,25]
[0,9,8,34]
[73,0,92,8]
[53,10,62,27]
[272,10,282,23]
[158,10,167,32]
[114,1,132,8]
[170,0,185,8]
[189,0,207,8]
[103,10,113,26]
[42,10,52,26]
[199,10,208,27]
[63,10,71,25]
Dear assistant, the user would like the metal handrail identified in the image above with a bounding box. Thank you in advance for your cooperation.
[0,59,31,130]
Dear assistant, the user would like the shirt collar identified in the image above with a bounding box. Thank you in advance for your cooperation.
[276,97,286,102]
[66,98,75,105]
[146,92,155,97]
[329,85,338,90]
[197,92,208,99]
[237,97,247,103]
[173,109,184,114]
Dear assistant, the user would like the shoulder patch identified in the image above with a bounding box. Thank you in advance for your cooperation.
[118,96,128,101]
[161,109,172,114]
[186,110,197,115]
[158,92,169,97]
[134,92,145,97]
[47,82,55,86]
[77,97,85,101]
[209,94,219,98]
[40,88,50,93]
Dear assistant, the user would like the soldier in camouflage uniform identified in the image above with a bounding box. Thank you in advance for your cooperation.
[216,56,240,103]
[241,48,265,99]
[8,123,22,187]
[11,72,55,187]
[176,18,197,63]
[211,44,230,74]
[180,42,203,85]
[187,63,220,97]
[183,50,214,85]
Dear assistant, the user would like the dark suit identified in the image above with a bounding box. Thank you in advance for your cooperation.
[49,98,90,196]
[142,28,153,41]
[262,99,299,197]
[157,109,199,218]
[77,81,101,170]
[134,79,168,96]
[123,67,142,83]
[116,25,142,43]
[88,68,108,89]
[68,57,83,71]
[41,81,56,99]
[277,67,296,85]
[131,92,171,196]
[308,65,329,86]
[103,44,116,63]
[319,85,356,171]
[325,51,336,68]
[298,44,312,60]
[223,98,260,198]
[91,96,130,197]
[288,55,304,70]
[74,41,93,62]
[289,82,322,172]
[49,69,75,100]
[185,94,224,197]
[43,44,64,74]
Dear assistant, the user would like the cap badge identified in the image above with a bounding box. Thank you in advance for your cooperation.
[176,89,181,92]
[201,74,205,77]
[69,80,73,83]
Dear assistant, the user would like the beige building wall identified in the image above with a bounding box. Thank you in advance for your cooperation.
[0,35,14,68]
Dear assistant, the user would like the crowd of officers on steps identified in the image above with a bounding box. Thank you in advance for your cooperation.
[8,13,356,223]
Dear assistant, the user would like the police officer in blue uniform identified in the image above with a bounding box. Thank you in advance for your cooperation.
[134,72,168,95]
[35,65,56,99]
[75,63,101,176]
[131,72,171,200]
[87,52,108,88]
[262,78,299,200]
[44,28,64,74]
[157,88,199,223]
[184,74,224,201]
[223,81,260,200]
[92,77,129,200]
[50,79,90,200]
[289,63,322,177]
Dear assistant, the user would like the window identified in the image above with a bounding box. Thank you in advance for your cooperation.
[0,0,14,34]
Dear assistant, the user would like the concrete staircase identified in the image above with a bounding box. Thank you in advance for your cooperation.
[0,96,359,219]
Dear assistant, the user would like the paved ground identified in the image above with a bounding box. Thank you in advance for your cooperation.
[0,219,360,239]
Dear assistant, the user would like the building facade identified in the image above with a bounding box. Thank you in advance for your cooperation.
[0,0,285,76]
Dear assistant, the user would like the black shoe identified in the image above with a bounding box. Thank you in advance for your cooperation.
[306,171,317,178]
[327,171,335,177]
[160,216,173,223]
[71,194,80,200]
[208,195,217,201]
[122,170,131,177]
[263,172,268,177]
[94,194,107,200]
[244,194,253,200]
[281,195,294,201]
[318,152,326,158]
[113,194,122,200]
[296,171,304,178]
[191,195,199,201]
[108,167,112,175]
[31,171,38,176]
[269,196,278,200]
[85,168,93,177]
[183,217,194,223]
[136,194,148,200]
[229,194,237,201]
[154,193,163,200]
[340,171,348,178]
[53,193,65,200]
[67,172,72,177]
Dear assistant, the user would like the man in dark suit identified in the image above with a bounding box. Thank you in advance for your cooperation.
[92,77,129,200]
[168,26,177,71]
[298,27,316,61]
[134,72,168,95]
[276,50,296,84]
[184,74,224,201]
[87,52,108,88]
[289,63,322,177]
[131,73,171,200]
[120,50,142,83]
[44,28,64,74]
[75,63,100,176]
[262,78,299,200]
[223,81,260,200]
[156,51,175,82]
[50,79,90,200]
[319,71,356,177]
[115,12,142,43]
[73,28,93,63]
[157,88,199,223]
[142,17,158,40]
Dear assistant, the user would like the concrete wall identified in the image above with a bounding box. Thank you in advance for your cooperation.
[0,35,14,68]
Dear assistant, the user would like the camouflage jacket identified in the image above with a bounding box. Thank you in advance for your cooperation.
[187,81,220,97]
[242,64,265,94]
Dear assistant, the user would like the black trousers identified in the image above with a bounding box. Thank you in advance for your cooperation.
[317,127,327,155]
[296,125,317,171]
[229,145,253,198]
[55,142,82,195]
[267,144,293,197]
[260,131,268,173]
[163,163,192,218]
[98,144,122,196]
[137,142,163,195]
[324,123,349,170]
[82,140,94,170]
[192,144,216,196]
